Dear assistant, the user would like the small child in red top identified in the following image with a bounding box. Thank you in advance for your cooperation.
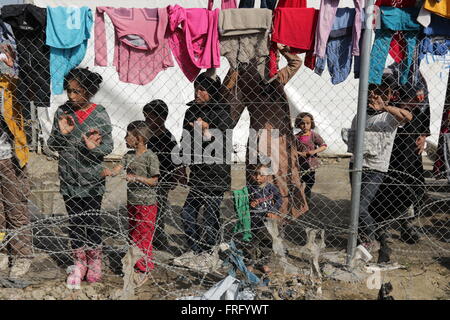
[294,112,327,200]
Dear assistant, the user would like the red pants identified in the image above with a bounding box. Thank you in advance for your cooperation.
[128,204,158,272]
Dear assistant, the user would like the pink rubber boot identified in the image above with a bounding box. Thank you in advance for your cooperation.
[66,248,88,289]
[86,248,102,283]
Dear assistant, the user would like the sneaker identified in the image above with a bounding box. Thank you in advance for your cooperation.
[9,258,31,278]
[86,248,102,283]
[0,253,8,271]
[66,248,88,290]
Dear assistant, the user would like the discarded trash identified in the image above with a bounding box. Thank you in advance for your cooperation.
[265,219,285,257]
[172,247,222,274]
[353,245,373,263]
[178,275,255,300]
[321,250,346,265]
[237,287,256,300]
[322,263,367,283]
[0,277,32,289]
[114,246,145,300]
[366,263,405,273]
[222,241,260,285]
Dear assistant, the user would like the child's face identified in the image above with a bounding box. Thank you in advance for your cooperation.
[253,170,269,185]
[369,85,393,104]
[144,112,165,130]
[125,131,140,149]
[66,80,90,109]
[299,116,312,133]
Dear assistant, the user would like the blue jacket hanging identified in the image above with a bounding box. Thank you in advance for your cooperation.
[46,6,93,94]
[368,7,420,85]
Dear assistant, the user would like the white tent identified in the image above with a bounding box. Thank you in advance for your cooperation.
[12,0,450,158]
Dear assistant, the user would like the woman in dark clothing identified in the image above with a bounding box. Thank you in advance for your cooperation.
[180,72,237,252]
[371,73,430,247]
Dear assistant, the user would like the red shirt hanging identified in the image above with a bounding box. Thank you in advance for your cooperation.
[269,7,318,77]
[277,0,307,8]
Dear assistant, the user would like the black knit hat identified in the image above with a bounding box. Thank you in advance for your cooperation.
[194,72,222,100]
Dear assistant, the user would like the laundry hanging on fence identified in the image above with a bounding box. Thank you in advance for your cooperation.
[424,0,449,19]
[95,7,174,85]
[46,6,92,95]
[277,0,307,8]
[314,0,364,59]
[0,76,29,167]
[0,19,19,78]
[419,13,450,62]
[423,13,450,37]
[233,186,252,242]
[168,5,220,82]
[1,4,50,108]
[219,8,272,79]
[269,7,318,77]
[368,6,420,85]
[375,0,417,64]
[239,0,279,10]
[374,0,417,8]
[209,0,237,10]
[315,7,363,84]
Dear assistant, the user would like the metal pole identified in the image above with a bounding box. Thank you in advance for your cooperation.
[30,101,37,152]
[346,0,376,266]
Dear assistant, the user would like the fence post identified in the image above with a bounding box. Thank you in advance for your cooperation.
[346,0,376,266]
[30,101,38,152]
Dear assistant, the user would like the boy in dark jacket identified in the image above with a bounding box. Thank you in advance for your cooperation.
[143,100,180,250]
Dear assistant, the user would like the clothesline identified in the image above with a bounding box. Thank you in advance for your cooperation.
[0,1,449,104]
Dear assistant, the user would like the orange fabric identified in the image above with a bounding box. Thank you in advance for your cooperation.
[0,76,29,167]
[424,0,449,19]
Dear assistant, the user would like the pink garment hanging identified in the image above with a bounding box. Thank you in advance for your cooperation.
[314,0,364,58]
[95,7,174,85]
[168,5,221,82]
[208,0,237,10]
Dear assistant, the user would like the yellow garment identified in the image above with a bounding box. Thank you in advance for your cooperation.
[424,0,449,19]
[0,76,29,167]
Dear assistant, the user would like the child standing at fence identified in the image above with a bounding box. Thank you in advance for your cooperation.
[102,121,160,278]
[48,68,113,289]
[143,100,183,250]
[243,164,282,274]
[294,113,327,200]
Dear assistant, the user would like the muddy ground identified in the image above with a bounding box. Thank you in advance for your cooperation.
[0,154,448,300]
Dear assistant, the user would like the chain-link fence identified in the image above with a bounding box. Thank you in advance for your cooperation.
[0,0,448,300]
